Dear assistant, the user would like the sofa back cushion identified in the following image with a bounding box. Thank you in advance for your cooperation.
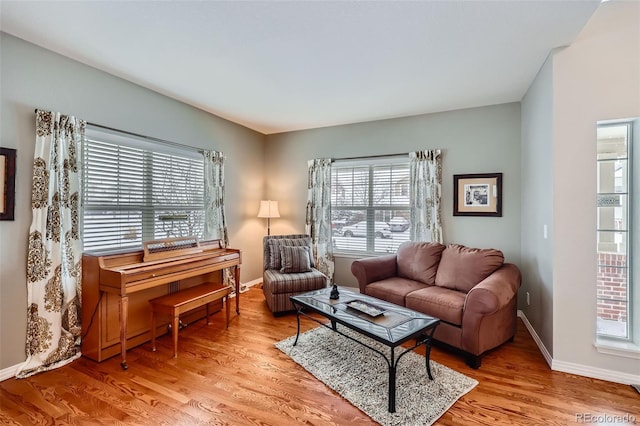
[435,244,504,292]
[396,241,446,285]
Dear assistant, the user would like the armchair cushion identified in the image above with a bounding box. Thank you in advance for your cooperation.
[263,269,326,294]
[266,236,314,270]
[280,245,312,273]
[435,244,504,292]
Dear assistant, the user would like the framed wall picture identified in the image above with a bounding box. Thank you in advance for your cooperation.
[0,148,16,221]
[453,173,502,217]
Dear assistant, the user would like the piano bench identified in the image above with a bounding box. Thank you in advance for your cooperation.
[149,282,231,358]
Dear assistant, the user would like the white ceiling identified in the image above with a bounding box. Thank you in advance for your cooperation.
[1,1,600,135]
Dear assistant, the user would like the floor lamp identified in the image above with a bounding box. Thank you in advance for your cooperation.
[257,200,280,235]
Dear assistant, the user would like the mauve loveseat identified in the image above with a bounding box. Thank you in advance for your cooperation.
[351,241,521,368]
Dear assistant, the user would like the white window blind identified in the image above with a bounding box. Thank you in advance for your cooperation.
[331,156,411,254]
[81,126,205,253]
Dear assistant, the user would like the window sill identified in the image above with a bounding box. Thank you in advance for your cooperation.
[594,337,640,359]
[333,251,396,260]
[333,252,377,260]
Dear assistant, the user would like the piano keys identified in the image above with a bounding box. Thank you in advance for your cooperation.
[81,238,241,369]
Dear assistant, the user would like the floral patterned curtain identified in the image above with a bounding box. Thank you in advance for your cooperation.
[16,110,85,378]
[305,158,334,281]
[409,150,443,244]
[202,150,237,290]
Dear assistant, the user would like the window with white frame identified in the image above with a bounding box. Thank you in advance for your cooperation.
[596,120,636,341]
[81,126,205,253]
[331,156,410,254]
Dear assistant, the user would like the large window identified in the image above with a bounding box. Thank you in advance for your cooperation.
[81,126,205,253]
[331,157,410,254]
[596,121,635,340]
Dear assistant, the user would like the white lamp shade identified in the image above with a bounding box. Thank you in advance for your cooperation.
[257,200,280,218]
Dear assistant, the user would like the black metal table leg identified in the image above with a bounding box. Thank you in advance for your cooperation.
[293,304,302,346]
[424,326,437,380]
[425,345,433,380]
[388,347,396,413]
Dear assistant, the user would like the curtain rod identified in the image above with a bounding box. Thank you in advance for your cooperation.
[332,152,409,162]
[34,108,204,154]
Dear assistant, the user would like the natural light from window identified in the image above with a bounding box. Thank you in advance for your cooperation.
[331,157,410,255]
[596,122,631,339]
[81,126,205,253]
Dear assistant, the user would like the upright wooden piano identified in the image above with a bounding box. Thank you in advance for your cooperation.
[82,238,241,369]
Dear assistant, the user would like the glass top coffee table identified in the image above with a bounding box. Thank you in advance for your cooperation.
[290,286,440,413]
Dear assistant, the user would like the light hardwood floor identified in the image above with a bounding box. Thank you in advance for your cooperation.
[1,287,638,425]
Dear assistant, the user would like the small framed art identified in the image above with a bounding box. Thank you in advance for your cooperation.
[0,148,16,221]
[453,172,502,217]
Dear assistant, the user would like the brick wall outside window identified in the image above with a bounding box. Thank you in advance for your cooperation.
[597,252,628,322]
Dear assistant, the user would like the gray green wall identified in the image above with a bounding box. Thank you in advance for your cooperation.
[521,52,555,355]
[0,33,266,371]
[264,103,522,288]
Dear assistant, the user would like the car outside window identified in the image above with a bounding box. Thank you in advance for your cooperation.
[331,157,410,254]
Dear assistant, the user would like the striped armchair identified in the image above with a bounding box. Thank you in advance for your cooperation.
[262,234,328,314]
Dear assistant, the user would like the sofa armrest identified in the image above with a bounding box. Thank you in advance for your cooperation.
[464,263,521,314]
[351,255,398,294]
[460,263,521,356]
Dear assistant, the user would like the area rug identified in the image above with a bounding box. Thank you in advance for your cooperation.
[275,326,478,426]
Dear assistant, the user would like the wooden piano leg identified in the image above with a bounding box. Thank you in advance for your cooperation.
[119,295,129,370]
[172,314,179,359]
[234,265,241,314]
[151,308,157,352]
[225,293,230,328]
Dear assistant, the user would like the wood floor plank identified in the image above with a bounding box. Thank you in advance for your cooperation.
[1,287,639,425]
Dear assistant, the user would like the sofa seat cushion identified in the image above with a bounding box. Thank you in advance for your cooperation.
[263,269,326,294]
[435,244,504,293]
[406,286,466,326]
[364,277,429,306]
[396,241,446,285]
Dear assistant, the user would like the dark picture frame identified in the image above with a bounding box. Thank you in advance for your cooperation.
[0,148,16,221]
[453,173,502,217]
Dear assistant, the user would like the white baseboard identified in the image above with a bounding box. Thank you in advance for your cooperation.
[517,310,553,367]
[0,363,23,382]
[242,278,262,289]
[551,359,640,385]
[517,310,640,385]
